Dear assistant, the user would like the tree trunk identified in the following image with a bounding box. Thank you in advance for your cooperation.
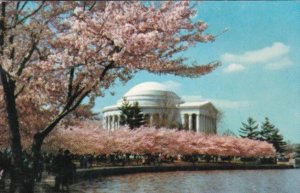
[31,133,43,181]
[0,73,25,193]
[24,133,44,193]
[1,3,25,192]
[30,111,72,190]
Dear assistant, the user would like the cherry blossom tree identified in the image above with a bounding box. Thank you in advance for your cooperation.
[35,0,218,160]
[37,0,219,159]
[46,126,276,158]
[0,2,96,191]
[0,1,219,192]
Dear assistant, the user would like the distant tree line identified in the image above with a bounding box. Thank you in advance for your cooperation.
[239,117,286,153]
[118,99,288,155]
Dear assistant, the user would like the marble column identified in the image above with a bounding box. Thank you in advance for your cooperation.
[119,115,121,129]
[188,114,192,131]
[196,114,200,133]
[204,115,207,133]
[214,118,217,133]
[209,117,213,133]
[200,115,204,132]
[112,115,115,130]
[115,115,119,129]
[150,114,153,127]
[181,114,185,128]
[108,116,111,131]
[103,116,105,129]
[210,118,213,133]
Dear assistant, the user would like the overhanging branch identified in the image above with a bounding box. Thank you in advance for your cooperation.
[38,89,91,141]
[7,1,45,30]
[16,42,37,76]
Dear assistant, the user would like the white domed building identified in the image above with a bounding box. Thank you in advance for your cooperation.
[102,82,218,134]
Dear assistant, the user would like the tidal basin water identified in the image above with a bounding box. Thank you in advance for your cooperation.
[71,169,299,193]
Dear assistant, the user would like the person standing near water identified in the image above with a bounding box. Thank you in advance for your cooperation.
[61,150,76,191]
[53,149,76,191]
[53,149,64,191]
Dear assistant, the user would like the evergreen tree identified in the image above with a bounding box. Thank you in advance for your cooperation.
[119,97,132,126]
[119,98,144,129]
[294,144,300,158]
[260,117,275,141]
[260,117,286,153]
[271,128,286,153]
[239,117,260,140]
[130,102,145,129]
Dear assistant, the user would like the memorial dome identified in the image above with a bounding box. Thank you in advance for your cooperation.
[117,82,183,107]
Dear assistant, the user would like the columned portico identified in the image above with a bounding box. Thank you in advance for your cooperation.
[104,111,217,134]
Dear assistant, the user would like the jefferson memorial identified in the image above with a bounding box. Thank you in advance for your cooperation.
[102,82,218,134]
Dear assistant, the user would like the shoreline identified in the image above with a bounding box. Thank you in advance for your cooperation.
[37,163,295,192]
[75,163,294,181]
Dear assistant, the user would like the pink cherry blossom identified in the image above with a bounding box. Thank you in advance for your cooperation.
[44,125,276,158]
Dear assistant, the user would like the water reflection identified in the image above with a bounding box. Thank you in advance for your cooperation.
[71,169,300,193]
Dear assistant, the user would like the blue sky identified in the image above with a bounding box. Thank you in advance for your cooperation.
[93,1,300,143]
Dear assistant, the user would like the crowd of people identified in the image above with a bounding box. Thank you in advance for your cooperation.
[0,148,76,191]
[52,149,76,191]
[0,148,190,190]
[0,149,10,190]
[1,148,269,191]
[76,152,175,167]
[1,149,170,191]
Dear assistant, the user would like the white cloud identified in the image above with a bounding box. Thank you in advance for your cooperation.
[221,42,290,64]
[221,42,293,70]
[182,95,250,109]
[223,63,245,73]
[211,99,250,109]
[265,57,293,70]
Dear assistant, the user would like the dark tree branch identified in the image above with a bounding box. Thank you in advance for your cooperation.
[35,46,46,60]
[83,1,86,11]
[68,89,91,112]
[12,2,20,25]
[19,2,28,12]
[67,67,75,100]
[14,84,25,98]
[63,86,84,112]
[100,62,114,81]
[7,1,45,29]
[9,35,15,61]
[38,89,91,140]
[89,2,97,11]
[16,42,36,76]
